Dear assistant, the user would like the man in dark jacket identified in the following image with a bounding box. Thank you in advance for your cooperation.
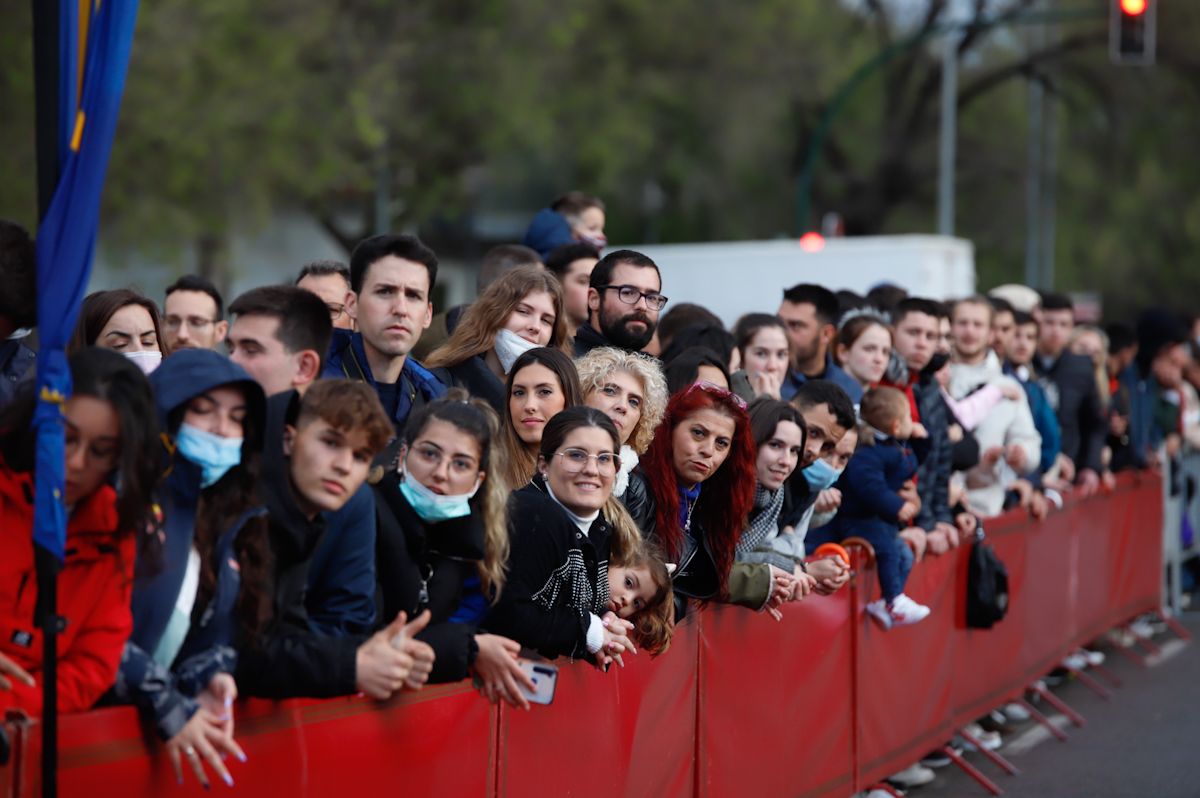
[235,381,433,700]
[0,220,37,409]
[777,283,864,404]
[1034,293,1107,494]
[884,299,975,555]
[573,250,667,357]
[323,234,446,435]
[228,285,377,636]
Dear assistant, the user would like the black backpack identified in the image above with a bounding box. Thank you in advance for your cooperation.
[966,523,1009,629]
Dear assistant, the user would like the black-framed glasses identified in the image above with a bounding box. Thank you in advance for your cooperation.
[595,284,669,311]
[685,380,748,411]
[552,448,621,476]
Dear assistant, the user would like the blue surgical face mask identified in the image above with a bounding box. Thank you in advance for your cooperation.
[802,458,843,493]
[174,423,243,488]
[399,471,481,522]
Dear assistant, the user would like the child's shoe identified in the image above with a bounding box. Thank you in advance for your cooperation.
[868,594,930,629]
[890,594,931,627]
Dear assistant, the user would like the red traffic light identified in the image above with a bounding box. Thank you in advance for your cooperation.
[1120,0,1147,15]
[798,232,826,252]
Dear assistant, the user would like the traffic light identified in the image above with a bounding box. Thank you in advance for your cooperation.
[1110,0,1156,66]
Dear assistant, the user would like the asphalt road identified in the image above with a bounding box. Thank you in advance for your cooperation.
[911,611,1200,798]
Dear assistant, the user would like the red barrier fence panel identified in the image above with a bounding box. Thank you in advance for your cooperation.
[852,548,960,789]
[19,681,495,798]
[1,471,1168,798]
[496,618,698,798]
[696,592,855,798]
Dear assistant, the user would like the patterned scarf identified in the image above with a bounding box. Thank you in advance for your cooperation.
[736,483,784,554]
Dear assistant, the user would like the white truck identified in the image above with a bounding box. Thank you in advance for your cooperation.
[620,234,976,326]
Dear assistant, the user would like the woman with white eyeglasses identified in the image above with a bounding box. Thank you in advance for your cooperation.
[486,407,648,669]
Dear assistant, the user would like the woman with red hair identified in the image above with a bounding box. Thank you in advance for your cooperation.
[623,382,792,618]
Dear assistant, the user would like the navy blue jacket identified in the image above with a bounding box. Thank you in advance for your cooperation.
[780,355,864,405]
[1033,352,1105,474]
[835,435,918,525]
[113,351,266,740]
[306,483,377,637]
[521,208,574,259]
[322,329,446,434]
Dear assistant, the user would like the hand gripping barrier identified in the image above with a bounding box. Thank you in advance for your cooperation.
[3,471,1164,798]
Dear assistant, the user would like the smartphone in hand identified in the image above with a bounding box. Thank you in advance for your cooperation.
[518,660,558,705]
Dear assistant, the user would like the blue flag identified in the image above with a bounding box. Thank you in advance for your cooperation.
[33,0,140,561]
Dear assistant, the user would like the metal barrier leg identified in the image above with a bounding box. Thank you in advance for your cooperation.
[942,745,1004,796]
[1111,632,1149,668]
[1018,699,1069,741]
[1157,608,1193,642]
[1029,682,1086,727]
[1061,664,1113,701]
[957,727,1021,776]
[1131,630,1163,658]
[1090,661,1124,688]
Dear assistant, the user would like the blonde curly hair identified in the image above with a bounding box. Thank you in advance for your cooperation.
[574,347,668,455]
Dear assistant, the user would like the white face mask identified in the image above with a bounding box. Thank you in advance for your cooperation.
[6,328,33,341]
[494,328,539,374]
[123,349,163,375]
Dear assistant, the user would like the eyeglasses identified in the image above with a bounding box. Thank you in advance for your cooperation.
[552,448,621,476]
[686,380,748,410]
[409,443,479,476]
[325,302,346,320]
[595,284,669,311]
[163,316,217,331]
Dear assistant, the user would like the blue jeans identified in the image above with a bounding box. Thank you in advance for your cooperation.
[854,519,913,602]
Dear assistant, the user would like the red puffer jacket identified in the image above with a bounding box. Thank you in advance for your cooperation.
[0,460,136,716]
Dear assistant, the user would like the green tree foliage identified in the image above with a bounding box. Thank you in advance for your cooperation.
[0,0,1197,317]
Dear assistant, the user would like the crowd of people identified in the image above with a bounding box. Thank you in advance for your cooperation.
[0,192,1194,793]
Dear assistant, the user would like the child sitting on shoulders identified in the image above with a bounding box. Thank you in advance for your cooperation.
[832,387,930,630]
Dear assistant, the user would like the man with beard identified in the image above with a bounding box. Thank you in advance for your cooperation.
[573,249,668,357]
[777,283,863,403]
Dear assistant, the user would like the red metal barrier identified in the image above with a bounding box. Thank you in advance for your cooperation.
[696,589,855,798]
[3,472,1164,798]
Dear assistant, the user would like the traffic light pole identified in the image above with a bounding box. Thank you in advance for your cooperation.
[793,5,1105,238]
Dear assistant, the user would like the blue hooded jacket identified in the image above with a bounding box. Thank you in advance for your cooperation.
[522,207,575,259]
[112,350,267,740]
[322,328,446,433]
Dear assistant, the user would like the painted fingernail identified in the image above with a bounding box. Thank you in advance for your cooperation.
[237,751,248,763]
[177,776,184,786]
[223,773,235,788]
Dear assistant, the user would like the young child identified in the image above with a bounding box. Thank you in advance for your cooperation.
[833,386,931,629]
[605,543,675,655]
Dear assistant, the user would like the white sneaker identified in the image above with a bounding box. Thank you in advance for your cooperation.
[1082,648,1106,666]
[1061,653,1087,670]
[1003,702,1031,722]
[866,599,894,630]
[889,594,931,627]
[888,763,935,788]
[960,723,1002,752]
[856,790,901,798]
[1129,618,1155,639]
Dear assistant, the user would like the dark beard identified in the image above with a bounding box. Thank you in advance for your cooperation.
[601,310,656,351]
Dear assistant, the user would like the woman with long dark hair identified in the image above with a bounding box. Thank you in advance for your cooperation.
[111,350,270,787]
[0,348,159,716]
[69,288,165,374]
[623,382,785,617]
[496,347,582,490]
[424,266,571,411]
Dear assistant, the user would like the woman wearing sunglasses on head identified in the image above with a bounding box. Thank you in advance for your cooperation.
[623,382,796,620]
